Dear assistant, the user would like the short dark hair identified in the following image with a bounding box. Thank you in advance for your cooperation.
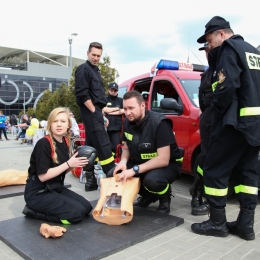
[88,42,103,52]
[123,90,144,105]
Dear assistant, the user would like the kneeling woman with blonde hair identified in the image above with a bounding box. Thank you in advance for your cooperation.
[23,107,92,224]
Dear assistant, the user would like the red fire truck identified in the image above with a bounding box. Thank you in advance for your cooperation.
[118,59,260,195]
[118,59,206,175]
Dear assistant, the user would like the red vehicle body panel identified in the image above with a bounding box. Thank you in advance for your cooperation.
[119,68,202,175]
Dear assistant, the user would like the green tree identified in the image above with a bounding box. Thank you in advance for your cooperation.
[35,55,116,122]
[99,54,116,93]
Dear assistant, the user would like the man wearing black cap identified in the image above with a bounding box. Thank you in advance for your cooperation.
[190,42,211,216]
[75,42,116,192]
[102,82,124,155]
[191,16,260,240]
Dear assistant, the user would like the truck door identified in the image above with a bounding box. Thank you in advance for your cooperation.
[149,78,191,168]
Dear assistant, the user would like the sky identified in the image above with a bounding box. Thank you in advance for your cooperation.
[1,0,260,84]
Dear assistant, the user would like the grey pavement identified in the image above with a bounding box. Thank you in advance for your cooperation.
[0,134,260,260]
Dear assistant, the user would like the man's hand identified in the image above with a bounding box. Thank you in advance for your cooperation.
[104,116,109,127]
[112,161,127,176]
[115,169,135,184]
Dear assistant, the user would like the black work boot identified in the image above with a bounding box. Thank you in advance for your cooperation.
[134,185,158,208]
[134,194,158,207]
[22,205,46,220]
[190,174,209,215]
[191,207,229,237]
[192,198,210,216]
[189,174,203,208]
[227,208,255,240]
[157,186,173,214]
[85,170,98,191]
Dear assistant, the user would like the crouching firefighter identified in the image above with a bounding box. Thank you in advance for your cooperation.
[107,90,183,214]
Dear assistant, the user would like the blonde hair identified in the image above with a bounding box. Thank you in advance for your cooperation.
[46,107,73,164]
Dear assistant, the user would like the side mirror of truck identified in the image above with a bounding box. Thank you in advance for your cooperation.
[160,98,184,116]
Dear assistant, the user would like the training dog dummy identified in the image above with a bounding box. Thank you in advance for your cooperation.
[0,169,28,187]
[92,175,140,225]
[40,223,66,238]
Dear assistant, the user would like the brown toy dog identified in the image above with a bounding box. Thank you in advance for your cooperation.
[40,223,67,238]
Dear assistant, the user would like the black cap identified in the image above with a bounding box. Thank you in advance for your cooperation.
[199,42,209,51]
[197,16,231,43]
[108,82,118,90]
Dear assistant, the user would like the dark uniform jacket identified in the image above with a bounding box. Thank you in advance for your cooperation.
[212,34,260,146]
[123,110,181,164]
[198,46,219,112]
[75,61,106,109]
[105,94,123,131]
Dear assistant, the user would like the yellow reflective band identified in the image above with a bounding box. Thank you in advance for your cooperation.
[112,152,115,156]
[176,157,183,162]
[234,184,258,195]
[197,165,203,176]
[107,102,112,106]
[60,219,71,225]
[144,183,169,195]
[240,107,260,116]
[124,132,133,141]
[212,81,218,92]
[141,153,157,159]
[204,186,228,196]
[99,155,114,166]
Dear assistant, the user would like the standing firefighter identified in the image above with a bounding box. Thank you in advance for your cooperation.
[191,16,260,240]
[75,42,115,191]
[189,42,220,215]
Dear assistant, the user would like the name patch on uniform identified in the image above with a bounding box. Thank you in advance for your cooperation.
[141,153,158,159]
[245,52,260,70]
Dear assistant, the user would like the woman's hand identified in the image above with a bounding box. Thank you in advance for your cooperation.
[67,152,88,168]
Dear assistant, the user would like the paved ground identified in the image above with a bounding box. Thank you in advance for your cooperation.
[0,135,260,260]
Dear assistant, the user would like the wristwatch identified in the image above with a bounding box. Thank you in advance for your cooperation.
[133,165,139,174]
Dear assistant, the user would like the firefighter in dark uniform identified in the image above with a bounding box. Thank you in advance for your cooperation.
[75,42,115,191]
[102,82,124,156]
[107,90,183,214]
[22,107,92,224]
[191,16,260,240]
[189,43,219,215]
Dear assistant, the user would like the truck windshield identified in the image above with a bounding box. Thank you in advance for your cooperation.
[118,86,128,98]
[179,79,200,107]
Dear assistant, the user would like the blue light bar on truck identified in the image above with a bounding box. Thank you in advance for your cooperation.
[150,59,208,76]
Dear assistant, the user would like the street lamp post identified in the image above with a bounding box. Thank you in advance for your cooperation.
[23,91,26,115]
[68,33,78,77]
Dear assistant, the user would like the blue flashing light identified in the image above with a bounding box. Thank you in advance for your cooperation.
[155,59,206,73]
[157,60,179,70]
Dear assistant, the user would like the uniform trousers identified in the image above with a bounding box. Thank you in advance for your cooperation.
[80,106,115,174]
[198,107,212,175]
[203,117,259,210]
[25,187,92,224]
[107,130,121,154]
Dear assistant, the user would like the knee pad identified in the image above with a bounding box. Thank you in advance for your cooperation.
[75,146,98,167]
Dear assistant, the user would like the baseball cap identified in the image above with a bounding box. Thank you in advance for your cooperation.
[199,42,209,51]
[197,16,231,43]
[108,82,118,90]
